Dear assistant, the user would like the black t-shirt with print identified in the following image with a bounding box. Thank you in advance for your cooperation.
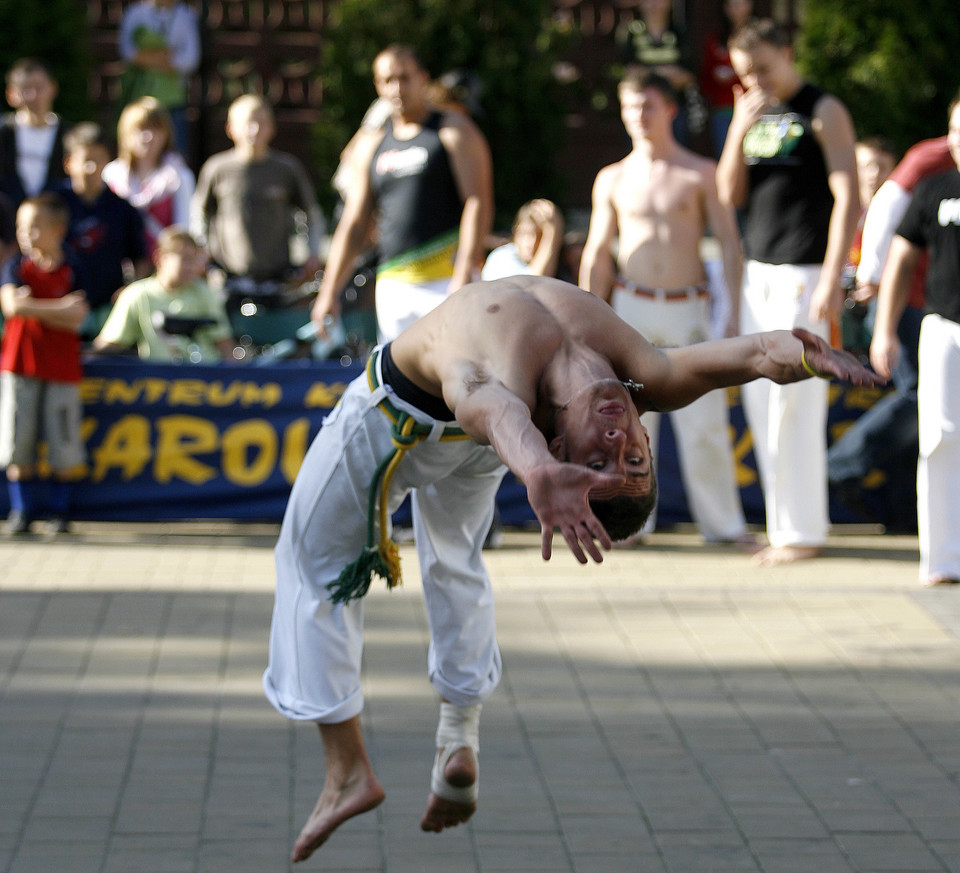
[897,168,960,324]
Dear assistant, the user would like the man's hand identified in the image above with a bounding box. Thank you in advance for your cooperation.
[310,291,341,338]
[729,84,768,139]
[60,291,90,329]
[852,281,879,304]
[524,462,623,564]
[808,275,844,323]
[869,330,901,381]
[791,327,886,386]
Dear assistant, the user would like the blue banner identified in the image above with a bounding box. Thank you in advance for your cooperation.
[0,358,899,528]
[72,357,357,521]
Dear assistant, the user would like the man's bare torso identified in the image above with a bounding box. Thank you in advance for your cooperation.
[390,277,647,425]
[609,148,711,289]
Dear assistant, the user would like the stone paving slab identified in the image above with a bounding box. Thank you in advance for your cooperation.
[1,524,959,872]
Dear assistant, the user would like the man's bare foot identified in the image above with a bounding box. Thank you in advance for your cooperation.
[292,769,385,862]
[420,746,477,833]
[923,575,960,587]
[752,544,821,567]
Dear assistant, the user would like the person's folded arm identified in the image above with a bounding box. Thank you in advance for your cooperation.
[1,284,89,332]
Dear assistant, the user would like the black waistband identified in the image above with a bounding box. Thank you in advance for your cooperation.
[380,343,456,422]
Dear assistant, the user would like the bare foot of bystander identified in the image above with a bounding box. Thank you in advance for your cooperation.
[752,544,821,567]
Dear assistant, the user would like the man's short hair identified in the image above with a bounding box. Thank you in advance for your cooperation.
[63,122,111,157]
[618,68,678,106]
[374,44,427,75]
[19,191,69,230]
[589,472,659,542]
[728,18,792,53]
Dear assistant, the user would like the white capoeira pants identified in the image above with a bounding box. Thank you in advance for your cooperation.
[375,276,451,342]
[263,354,506,723]
[612,285,747,541]
[917,313,960,581]
[739,260,829,548]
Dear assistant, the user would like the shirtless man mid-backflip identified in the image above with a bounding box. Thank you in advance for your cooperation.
[262,275,881,863]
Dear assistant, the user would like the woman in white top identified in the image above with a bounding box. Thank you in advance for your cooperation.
[103,96,195,254]
[481,199,565,281]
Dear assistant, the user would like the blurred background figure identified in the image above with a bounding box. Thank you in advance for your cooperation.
[869,94,960,586]
[699,0,755,159]
[836,136,899,357]
[830,134,950,531]
[118,0,201,157]
[617,0,702,146]
[192,94,323,287]
[103,96,195,255]
[56,123,150,339]
[312,44,493,343]
[0,58,67,210]
[0,193,88,536]
[481,199,565,281]
[855,137,898,213]
[93,226,234,363]
[191,94,325,351]
[717,19,860,566]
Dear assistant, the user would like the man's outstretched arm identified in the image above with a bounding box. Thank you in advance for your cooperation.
[453,384,623,564]
[644,328,886,412]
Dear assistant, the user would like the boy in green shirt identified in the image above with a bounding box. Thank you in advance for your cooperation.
[93,226,234,362]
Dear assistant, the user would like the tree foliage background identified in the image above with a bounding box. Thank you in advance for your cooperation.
[795,0,960,156]
[4,0,958,223]
[0,0,90,122]
[313,0,573,227]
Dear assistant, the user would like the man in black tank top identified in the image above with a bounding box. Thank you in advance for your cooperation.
[313,44,493,341]
[717,19,860,567]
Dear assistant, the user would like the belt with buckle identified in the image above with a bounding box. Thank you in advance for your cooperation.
[614,279,710,302]
[366,346,467,440]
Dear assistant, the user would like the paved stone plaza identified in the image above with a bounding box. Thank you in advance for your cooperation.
[2,524,959,872]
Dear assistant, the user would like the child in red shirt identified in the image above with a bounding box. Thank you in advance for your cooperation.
[0,192,89,534]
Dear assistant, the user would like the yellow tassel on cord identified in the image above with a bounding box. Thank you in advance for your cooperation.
[326,414,418,604]
[379,538,402,587]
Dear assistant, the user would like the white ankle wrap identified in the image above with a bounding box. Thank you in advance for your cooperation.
[430,702,481,804]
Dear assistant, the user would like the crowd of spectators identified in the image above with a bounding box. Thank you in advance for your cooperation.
[0,3,954,586]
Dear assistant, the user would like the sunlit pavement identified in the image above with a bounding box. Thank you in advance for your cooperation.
[2,523,959,873]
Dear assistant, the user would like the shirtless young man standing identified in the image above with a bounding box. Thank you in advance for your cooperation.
[580,69,750,545]
[262,276,881,863]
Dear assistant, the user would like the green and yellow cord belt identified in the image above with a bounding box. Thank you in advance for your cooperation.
[326,348,471,605]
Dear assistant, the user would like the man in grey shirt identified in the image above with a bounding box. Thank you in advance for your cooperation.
[191,94,324,285]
